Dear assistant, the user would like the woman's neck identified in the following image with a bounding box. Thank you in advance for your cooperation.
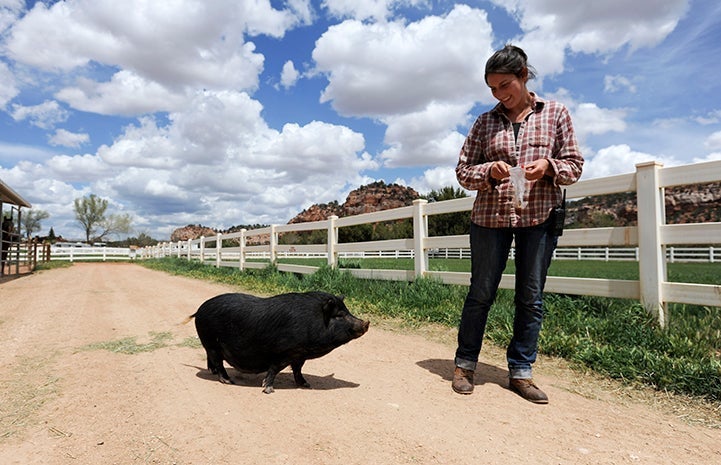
[506,93,533,123]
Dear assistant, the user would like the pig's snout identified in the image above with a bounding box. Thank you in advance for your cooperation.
[361,319,370,333]
[351,318,370,338]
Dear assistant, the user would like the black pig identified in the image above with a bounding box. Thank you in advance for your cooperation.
[187,291,369,394]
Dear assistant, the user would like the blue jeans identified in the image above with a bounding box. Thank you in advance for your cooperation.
[455,218,557,379]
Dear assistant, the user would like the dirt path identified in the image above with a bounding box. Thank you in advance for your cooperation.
[1,263,719,465]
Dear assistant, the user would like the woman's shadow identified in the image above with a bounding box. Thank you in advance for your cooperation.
[416,358,508,387]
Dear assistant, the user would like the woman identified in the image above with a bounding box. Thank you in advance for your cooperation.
[452,45,584,403]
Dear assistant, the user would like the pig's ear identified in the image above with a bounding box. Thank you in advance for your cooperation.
[322,298,336,327]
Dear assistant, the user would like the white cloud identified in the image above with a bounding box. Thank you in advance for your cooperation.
[311,4,494,172]
[0,60,19,107]
[695,110,721,125]
[693,152,721,164]
[573,103,628,136]
[407,165,460,195]
[0,142,57,166]
[604,75,637,94]
[496,0,689,54]
[704,131,721,151]
[0,0,24,34]
[10,100,68,129]
[48,129,90,148]
[544,89,628,141]
[50,89,378,232]
[489,0,689,79]
[46,153,113,182]
[323,0,391,21]
[3,0,314,117]
[323,0,429,22]
[280,60,300,89]
[582,144,682,179]
[379,101,472,167]
[97,117,179,169]
[313,4,494,117]
[55,71,188,116]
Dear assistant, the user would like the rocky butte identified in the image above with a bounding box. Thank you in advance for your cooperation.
[169,181,720,241]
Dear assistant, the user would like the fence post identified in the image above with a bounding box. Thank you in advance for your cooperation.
[327,216,338,268]
[270,225,277,265]
[216,233,222,268]
[239,229,246,270]
[635,161,667,327]
[186,240,191,261]
[413,199,428,279]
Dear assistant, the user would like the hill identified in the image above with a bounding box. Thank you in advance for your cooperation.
[288,181,420,224]
[170,181,720,241]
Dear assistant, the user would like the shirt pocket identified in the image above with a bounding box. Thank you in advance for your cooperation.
[528,133,552,147]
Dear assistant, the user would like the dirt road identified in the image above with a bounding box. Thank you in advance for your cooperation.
[1,263,719,464]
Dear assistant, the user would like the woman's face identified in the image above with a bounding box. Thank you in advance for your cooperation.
[486,72,528,112]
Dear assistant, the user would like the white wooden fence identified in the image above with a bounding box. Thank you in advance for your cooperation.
[48,246,136,262]
[140,160,721,327]
[211,246,717,262]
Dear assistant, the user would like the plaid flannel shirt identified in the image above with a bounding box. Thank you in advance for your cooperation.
[456,94,584,228]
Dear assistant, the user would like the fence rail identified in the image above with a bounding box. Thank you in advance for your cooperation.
[142,160,721,327]
[48,246,136,262]
[222,246,716,263]
[42,244,721,263]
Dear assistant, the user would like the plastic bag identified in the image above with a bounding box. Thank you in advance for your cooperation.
[508,166,528,209]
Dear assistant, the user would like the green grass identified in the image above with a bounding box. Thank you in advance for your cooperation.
[139,257,721,403]
[81,331,175,355]
[280,257,721,284]
[34,261,73,271]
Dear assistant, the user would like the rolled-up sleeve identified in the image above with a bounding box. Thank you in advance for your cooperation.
[456,141,493,192]
[455,116,498,192]
[548,105,584,186]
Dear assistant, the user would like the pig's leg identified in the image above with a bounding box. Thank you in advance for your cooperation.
[291,360,310,388]
[261,363,287,394]
[205,348,234,384]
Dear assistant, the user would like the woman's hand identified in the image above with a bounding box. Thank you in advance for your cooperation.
[490,160,511,180]
[523,159,553,180]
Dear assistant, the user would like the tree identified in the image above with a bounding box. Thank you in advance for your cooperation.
[21,209,50,239]
[95,213,132,243]
[74,194,132,243]
[423,186,470,237]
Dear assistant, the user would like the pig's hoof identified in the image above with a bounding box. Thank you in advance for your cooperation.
[262,385,275,394]
[219,376,235,385]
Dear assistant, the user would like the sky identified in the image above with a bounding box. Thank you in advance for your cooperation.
[1,0,720,241]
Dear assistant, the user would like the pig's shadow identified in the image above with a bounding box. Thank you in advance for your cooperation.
[188,365,360,391]
[416,359,508,387]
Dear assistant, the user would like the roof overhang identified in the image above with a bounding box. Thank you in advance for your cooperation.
[0,178,32,208]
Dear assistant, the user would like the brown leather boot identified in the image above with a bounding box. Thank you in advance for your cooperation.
[509,378,548,404]
[452,367,474,394]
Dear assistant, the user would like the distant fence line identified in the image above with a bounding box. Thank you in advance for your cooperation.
[227,246,717,263]
[48,246,138,262]
[27,244,719,263]
[139,160,721,328]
